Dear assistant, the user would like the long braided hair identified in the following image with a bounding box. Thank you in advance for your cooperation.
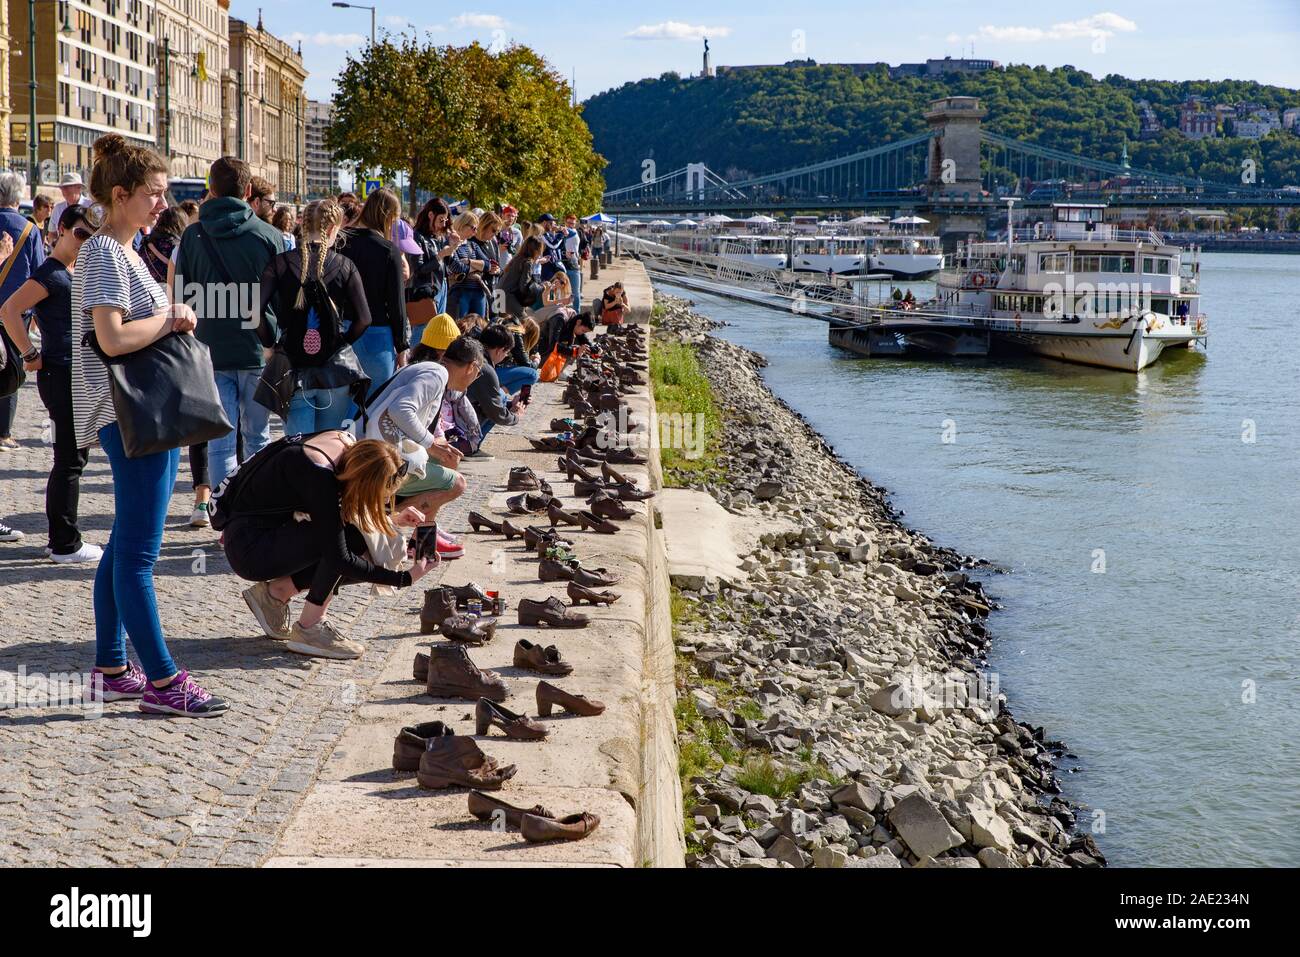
[294,198,344,310]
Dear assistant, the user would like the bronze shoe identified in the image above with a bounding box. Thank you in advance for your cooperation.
[521,811,601,843]
[475,697,549,741]
[608,481,655,502]
[420,588,456,635]
[468,790,554,828]
[567,581,620,607]
[538,555,621,588]
[536,680,606,717]
[606,447,647,465]
[507,492,553,515]
[507,466,543,491]
[413,651,430,682]
[441,613,497,646]
[393,721,454,771]
[425,645,508,702]
[500,518,527,540]
[514,638,574,677]
[577,510,620,534]
[547,500,583,527]
[587,494,634,521]
[518,596,589,628]
[560,456,599,483]
[468,511,503,534]
[601,462,630,485]
[417,736,517,791]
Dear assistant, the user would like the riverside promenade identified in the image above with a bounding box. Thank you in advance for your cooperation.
[0,259,682,867]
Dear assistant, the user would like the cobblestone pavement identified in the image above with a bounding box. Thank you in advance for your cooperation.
[0,379,485,866]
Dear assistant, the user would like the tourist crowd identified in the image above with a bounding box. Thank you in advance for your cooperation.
[0,136,625,717]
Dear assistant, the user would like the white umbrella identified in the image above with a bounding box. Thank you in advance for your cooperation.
[702,214,734,224]
[621,219,644,226]
[850,215,886,224]
[890,215,930,225]
[675,218,699,227]
[648,219,674,227]
[745,214,777,223]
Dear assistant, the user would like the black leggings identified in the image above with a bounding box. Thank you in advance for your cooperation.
[223,515,365,606]
[35,364,90,553]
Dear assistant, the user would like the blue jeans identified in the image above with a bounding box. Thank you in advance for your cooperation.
[448,284,488,320]
[209,369,271,490]
[497,365,539,396]
[565,268,583,318]
[435,283,448,317]
[352,325,397,402]
[94,422,179,682]
[285,385,352,436]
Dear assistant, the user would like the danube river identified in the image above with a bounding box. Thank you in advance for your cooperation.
[660,252,1300,867]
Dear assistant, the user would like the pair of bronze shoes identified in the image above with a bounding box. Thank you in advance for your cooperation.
[514,638,573,676]
[572,479,654,502]
[467,791,601,843]
[393,722,517,791]
[546,500,619,534]
[586,491,635,521]
[519,596,589,628]
[507,492,554,515]
[418,644,508,702]
[538,555,621,588]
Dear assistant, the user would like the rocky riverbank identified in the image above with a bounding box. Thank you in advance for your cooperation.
[652,293,1104,869]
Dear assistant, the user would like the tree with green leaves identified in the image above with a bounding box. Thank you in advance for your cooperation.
[327,37,606,217]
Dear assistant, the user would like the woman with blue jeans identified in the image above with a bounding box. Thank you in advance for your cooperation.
[71,133,226,717]
[338,188,409,405]
[446,210,494,320]
[256,198,372,435]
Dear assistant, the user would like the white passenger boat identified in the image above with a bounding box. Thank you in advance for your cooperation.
[932,204,1207,372]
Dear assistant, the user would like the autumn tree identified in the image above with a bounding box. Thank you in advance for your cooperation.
[328,37,606,217]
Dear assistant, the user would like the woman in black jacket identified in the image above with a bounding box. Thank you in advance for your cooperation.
[337,188,409,399]
[411,198,455,315]
[255,198,371,434]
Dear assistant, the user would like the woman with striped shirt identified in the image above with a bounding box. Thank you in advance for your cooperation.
[72,134,227,718]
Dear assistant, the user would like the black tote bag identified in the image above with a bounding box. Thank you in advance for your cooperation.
[84,330,232,458]
[0,325,24,398]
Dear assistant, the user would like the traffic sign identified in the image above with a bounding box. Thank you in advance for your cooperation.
[363,178,382,199]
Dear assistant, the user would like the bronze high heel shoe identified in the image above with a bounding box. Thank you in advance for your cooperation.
[561,457,599,483]
[535,680,605,716]
[468,510,503,534]
[567,581,621,606]
[500,518,527,540]
[547,500,583,527]
[468,791,554,828]
[475,697,549,741]
[601,462,629,485]
[577,510,620,534]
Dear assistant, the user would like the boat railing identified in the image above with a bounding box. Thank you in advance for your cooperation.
[999,225,1168,245]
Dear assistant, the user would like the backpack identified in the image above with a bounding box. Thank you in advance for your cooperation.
[210,434,305,531]
[284,251,345,366]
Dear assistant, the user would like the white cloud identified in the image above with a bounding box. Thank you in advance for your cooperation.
[383,15,407,27]
[288,31,366,47]
[451,14,508,29]
[961,12,1137,44]
[626,21,732,41]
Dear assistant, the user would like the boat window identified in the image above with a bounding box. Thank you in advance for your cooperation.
[1142,257,1171,275]
[1039,253,1068,273]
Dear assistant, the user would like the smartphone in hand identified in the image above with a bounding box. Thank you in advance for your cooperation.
[409,523,440,563]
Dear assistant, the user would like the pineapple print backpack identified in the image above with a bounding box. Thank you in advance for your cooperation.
[283,248,345,368]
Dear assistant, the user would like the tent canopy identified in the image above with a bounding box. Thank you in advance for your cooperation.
[890,215,930,225]
[675,218,699,226]
[850,215,886,224]
[745,214,777,223]
[702,214,734,224]
[584,212,617,223]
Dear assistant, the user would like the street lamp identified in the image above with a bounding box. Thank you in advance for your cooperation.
[331,2,376,46]
[28,0,75,190]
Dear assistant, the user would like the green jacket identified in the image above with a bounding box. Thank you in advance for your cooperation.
[175,196,284,370]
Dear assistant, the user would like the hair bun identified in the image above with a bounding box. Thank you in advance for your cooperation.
[92,133,128,158]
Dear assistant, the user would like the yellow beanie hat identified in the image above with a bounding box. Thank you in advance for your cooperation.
[419,313,460,351]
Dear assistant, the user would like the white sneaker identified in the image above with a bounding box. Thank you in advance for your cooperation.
[49,543,104,564]
[0,523,24,542]
[190,502,212,527]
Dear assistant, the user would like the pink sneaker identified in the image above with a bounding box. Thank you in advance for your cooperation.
[87,662,149,702]
[139,670,229,718]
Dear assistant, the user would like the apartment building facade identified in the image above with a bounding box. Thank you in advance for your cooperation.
[154,0,229,179]
[225,14,306,200]
[304,98,336,198]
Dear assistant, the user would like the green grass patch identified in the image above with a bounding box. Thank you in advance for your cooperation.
[733,755,835,800]
[649,340,727,487]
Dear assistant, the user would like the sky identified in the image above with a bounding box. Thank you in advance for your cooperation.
[229,1,1300,104]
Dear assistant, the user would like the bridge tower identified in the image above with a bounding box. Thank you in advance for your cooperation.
[923,96,994,249]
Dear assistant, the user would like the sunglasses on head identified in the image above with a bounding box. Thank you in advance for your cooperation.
[72,226,94,241]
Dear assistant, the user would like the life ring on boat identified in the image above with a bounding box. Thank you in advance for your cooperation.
[972,272,987,288]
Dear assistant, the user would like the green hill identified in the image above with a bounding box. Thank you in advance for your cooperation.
[583,64,1300,192]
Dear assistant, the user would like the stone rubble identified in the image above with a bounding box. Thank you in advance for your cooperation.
[654,294,1102,870]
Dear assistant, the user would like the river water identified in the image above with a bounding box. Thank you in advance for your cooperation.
[660,252,1300,867]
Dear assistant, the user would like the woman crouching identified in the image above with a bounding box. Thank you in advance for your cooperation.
[220,432,436,659]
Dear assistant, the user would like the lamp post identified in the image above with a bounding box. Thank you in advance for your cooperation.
[28,0,74,188]
[331,2,376,46]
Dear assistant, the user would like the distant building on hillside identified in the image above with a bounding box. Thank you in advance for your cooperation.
[1282,107,1300,131]
[1232,104,1280,139]
[1137,100,1163,139]
[1179,97,1218,139]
